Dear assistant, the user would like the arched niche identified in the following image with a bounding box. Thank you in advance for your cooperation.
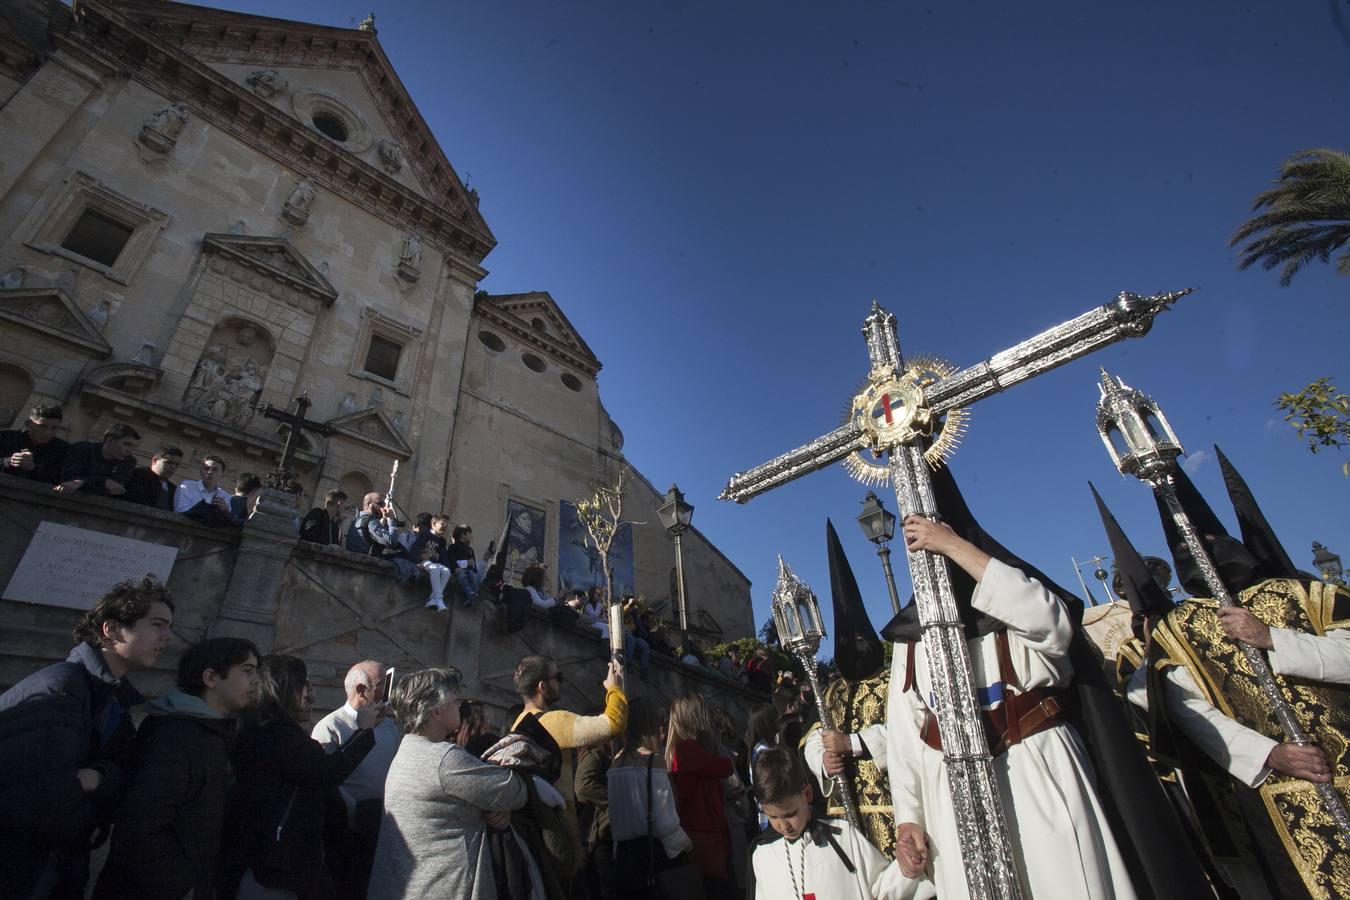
[339,470,375,508]
[182,317,276,428]
[0,363,34,427]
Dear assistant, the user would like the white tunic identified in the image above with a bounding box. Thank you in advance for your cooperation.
[885,559,1136,900]
[752,818,935,900]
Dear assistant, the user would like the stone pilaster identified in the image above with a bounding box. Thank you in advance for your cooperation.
[207,488,296,651]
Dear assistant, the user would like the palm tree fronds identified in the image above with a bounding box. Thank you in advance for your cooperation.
[1230,148,1350,284]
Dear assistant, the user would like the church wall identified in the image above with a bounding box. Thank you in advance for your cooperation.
[0,72,24,108]
[447,314,755,642]
[0,58,476,515]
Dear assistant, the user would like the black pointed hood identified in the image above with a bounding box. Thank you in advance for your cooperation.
[882,464,1083,642]
[1092,482,1175,638]
[826,519,884,680]
[1214,445,1300,581]
[1153,463,1260,597]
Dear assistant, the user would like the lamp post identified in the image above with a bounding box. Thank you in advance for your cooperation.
[658,484,694,651]
[856,490,901,615]
[1312,541,1344,584]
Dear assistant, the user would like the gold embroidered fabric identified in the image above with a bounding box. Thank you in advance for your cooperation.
[819,671,895,858]
[1152,578,1350,899]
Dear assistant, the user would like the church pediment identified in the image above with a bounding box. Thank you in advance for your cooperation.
[329,408,412,459]
[105,1,492,246]
[202,234,338,306]
[476,291,601,376]
[0,287,112,357]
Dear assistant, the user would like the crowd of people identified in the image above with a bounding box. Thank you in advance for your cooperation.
[0,574,843,900]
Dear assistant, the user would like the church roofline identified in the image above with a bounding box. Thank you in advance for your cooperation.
[66,0,494,264]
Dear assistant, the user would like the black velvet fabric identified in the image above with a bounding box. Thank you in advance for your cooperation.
[1153,466,1261,598]
[1215,446,1301,581]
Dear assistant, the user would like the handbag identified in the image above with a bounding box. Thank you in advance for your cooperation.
[642,755,704,900]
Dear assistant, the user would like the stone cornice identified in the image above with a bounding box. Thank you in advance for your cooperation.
[64,0,495,266]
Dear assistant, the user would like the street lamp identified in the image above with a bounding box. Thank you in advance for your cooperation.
[1312,541,1343,583]
[657,484,695,650]
[856,490,902,614]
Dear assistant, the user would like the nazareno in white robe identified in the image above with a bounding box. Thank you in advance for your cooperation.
[885,558,1137,900]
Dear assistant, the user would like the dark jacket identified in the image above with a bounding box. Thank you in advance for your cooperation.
[447,541,477,570]
[220,717,376,900]
[299,507,342,545]
[123,466,176,510]
[0,643,144,898]
[58,441,135,495]
[94,689,235,900]
[0,429,68,485]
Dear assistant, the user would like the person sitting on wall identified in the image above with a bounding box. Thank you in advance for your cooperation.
[1,403,69,485]
[346,491,417,585]
[447,524,482,606]
[522,564,555,611]
[123,444,183,510]
[408,513,454,611]
[55,423,139,497]
[229,472,262,521]
[299,489,347,545]
[174,455,239,527]
[621,596,653,679]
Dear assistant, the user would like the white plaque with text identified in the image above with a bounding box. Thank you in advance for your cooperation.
[3,522,179,610]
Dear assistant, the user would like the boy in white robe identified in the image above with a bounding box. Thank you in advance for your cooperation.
[886,513,1137,900]
[750,746,933,900]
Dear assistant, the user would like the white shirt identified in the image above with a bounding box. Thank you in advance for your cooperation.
[608,758,693,859]
[173,479,231,513]
[311,703,402,822]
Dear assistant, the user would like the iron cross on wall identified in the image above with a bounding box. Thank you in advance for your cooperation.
[257,392,336,489]
[720,288,1190,899]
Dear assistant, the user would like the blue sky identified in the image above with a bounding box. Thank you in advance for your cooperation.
[205,0,1349,647]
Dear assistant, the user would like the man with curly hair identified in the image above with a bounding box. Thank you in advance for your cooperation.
[0,576,174,898]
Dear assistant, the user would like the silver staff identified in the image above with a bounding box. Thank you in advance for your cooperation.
[1095,369,1350,845]
[723,289,1188,898]
[771,557,861,831]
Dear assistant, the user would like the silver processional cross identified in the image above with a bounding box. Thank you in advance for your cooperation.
[720,288,1191,898]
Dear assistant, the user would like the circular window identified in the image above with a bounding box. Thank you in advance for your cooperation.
[521,353,546,373]
[560,373,583,392]
[312,113,348,142]
[290,90,373,152]
[477,330,505,352]
[531,317,547,333]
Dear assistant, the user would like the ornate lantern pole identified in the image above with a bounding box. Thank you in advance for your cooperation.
[856,490,903,615]
[1096,369,1350,843]
[771,557,861,830]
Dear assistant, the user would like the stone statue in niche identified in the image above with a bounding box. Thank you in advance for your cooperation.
[396,233,422,282]
[246,68,288,99]
[139,103,190,155]
[282,178,316,226]
[183,344,227,411]
[378,139,403,174]
[208,357,266,426]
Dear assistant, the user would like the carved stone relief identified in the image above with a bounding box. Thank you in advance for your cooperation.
[378,139,403,175]
[282,178,316,226]
[247,68,289,99]
[139,103,190,156]
[182,319,275,427]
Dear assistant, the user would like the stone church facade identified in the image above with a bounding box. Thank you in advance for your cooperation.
[0,0,754,676]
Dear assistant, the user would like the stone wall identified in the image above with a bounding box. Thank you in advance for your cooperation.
[0,479,765,727]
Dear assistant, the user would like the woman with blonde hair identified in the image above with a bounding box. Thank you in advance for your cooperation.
[665,695,734,898]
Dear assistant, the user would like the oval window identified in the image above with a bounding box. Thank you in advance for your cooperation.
[477,330,506,352]
[312,112,348,142]
[521,353,546,373]
[531,317,547,333]
[560,373,583,392]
